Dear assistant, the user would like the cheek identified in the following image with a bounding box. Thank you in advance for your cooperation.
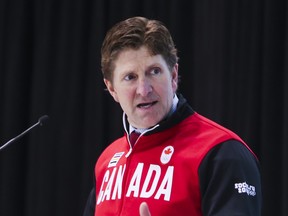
[163,78,177,95]
[116,87,134,103]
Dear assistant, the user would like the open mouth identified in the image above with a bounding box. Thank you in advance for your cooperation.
[137,101,157,108]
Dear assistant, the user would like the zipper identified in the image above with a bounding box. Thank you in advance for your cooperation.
[125,124,160,157]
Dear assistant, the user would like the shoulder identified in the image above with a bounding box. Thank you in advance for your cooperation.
[207,139,258,162]
[199,139,259,171]
[199,139,261,193]
[96,135,128,167]
[199,140,262,215]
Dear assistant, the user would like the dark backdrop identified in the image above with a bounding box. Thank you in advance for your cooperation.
[0,0,287,215]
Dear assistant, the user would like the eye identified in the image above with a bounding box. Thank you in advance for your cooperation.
[150,67,161,75]
[124,73,137,81]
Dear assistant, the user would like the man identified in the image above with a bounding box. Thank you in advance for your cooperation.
[84,16,262,216]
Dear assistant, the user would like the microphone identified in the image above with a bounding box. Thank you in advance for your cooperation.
[0,115,49,151]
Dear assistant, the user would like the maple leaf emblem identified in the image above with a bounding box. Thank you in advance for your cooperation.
[161,146,174,164]
[164,148,172,155]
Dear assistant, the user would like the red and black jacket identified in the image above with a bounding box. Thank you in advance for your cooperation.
[83,94,262,216]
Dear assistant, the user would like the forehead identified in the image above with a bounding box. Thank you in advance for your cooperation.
[114,46,166,72]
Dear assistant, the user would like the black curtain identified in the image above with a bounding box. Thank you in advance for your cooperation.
[0,0,287,215]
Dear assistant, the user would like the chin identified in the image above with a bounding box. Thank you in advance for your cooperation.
[141,119,161,129]
[132,114,163,128]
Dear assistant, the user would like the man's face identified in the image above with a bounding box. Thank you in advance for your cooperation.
[104,46,178,129]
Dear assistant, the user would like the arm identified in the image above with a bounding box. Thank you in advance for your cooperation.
[199,140,262,216]
[83,187,96,216]
[83,170,97,216]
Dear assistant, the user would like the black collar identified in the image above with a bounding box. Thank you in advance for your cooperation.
[144,94,194,135]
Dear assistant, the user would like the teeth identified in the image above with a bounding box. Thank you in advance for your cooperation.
[141,104,151,108]
[138,101,156,108]
[138,103,152,108]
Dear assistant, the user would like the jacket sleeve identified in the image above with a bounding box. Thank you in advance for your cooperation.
[83,172,98,216]
[83,186,96,216]
[198,140,262,216]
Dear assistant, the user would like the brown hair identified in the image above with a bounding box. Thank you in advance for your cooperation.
[101,16,178,81]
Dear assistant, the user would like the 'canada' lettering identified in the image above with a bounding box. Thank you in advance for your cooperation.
[97,163,174,204]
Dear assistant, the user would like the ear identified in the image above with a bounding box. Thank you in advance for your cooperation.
[171,63,178,92]
[104,79,119,102]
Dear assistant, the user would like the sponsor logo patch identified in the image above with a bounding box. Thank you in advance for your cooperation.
[234,182,256,196]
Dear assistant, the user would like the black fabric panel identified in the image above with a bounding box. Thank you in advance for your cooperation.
[199,140,261,216]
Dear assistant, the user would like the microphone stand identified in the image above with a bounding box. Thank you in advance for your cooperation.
[0,115,49,151]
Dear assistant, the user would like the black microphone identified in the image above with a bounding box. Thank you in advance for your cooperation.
[0,115,49,151]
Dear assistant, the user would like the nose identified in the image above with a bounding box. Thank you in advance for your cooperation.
[136,78,152,96]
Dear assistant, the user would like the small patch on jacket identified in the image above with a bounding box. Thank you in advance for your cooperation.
[234,182,256,196]
[108,152,125,168]
[160,146,174,164]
